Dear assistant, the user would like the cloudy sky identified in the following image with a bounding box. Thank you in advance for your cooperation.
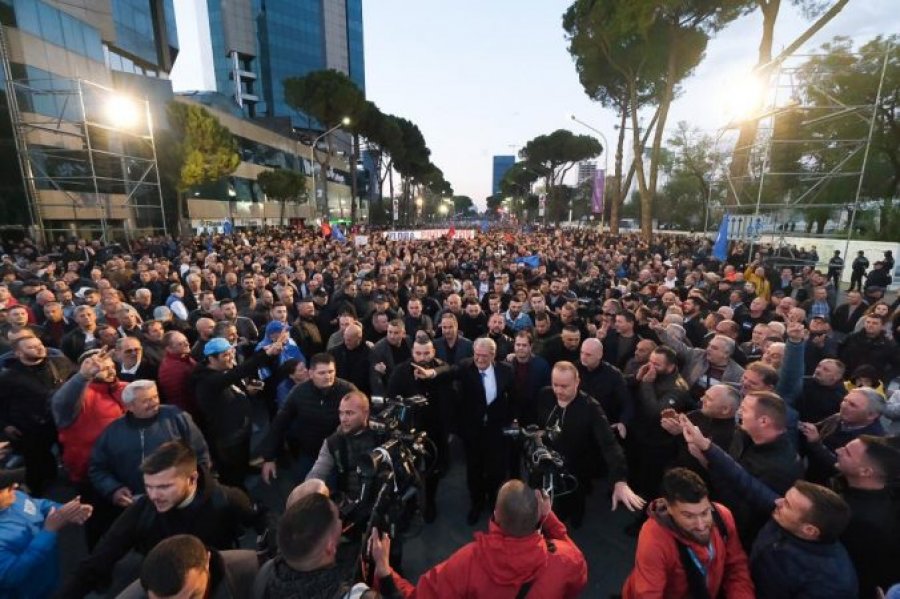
[362,0,899,207]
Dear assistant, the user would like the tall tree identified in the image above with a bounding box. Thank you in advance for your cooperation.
[256,169,309,226]
[563,0,746,238]
[519,129,602,223]
[564,2,659,233]
[163,102,241,236]
[284,70,366,214]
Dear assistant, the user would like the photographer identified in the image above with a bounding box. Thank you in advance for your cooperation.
[369,479,587,598]
[534,361,645,527]
[305,391,381,515]
[254,493,403,598]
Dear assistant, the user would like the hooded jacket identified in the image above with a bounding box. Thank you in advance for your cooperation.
[622,499,755,599]
[390,511,587,598]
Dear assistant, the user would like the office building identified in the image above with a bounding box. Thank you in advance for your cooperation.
[0,0,178,241]
[492,155,515,195]
[172,0,364,126]
[577,160,596,185]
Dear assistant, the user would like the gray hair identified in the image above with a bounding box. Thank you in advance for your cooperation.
[122,379,156,405]
[153,306,172,321]
[712,335,736,356]
[853,387,886,416]
[473,336,497,355]
[134,288,151,299]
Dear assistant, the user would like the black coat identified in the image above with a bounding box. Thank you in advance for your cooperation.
[535,389,628,485]
[58,469,260,599]
[260,378,356,460]
[452,359,514,441]
[191,350,270,449]
[329,343,372,395]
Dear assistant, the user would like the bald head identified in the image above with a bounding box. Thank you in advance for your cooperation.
[579,337,603,370]
[287,478,330,508]
[494,479,540,537]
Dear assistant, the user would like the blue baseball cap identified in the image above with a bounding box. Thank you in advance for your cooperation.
[203,337,233,357]
[265,320,289,337]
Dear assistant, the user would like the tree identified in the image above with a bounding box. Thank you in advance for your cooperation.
[564,2,660,233]
[519,129,602,223]
[726,0,851,206]
[256,169,309,226]
[164,102,241,235]
[284,70,366,215]
[451,195,476,215]
[562,0,747,238]
[790,36,900,238]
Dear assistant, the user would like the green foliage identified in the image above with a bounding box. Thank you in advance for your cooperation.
[519,129,602,185]
[165,102,240,193]
[791,35,900,238]
[257,169,308,203]
[283,70,367,130]
[451,195,476,214]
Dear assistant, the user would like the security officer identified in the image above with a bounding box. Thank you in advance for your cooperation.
[386,332,453,522]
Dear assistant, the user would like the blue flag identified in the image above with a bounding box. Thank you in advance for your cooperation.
[223,219,233,234]
[713,214,729,261]
[331,223,347,244]
[515,255,541,269]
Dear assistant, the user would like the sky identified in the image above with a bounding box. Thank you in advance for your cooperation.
[361,0,899,209]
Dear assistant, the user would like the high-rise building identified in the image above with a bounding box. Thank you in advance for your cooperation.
[492,155,515,196]
[172,0,364,126]
[577,160,596,185]
[0,0,178,240]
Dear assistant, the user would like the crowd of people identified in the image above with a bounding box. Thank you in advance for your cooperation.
[0,226,898,598]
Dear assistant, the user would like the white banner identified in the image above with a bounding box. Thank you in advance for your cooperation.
[392,198,399,222]
[539,193,546,217]
[354,235,368,246]
[382,228,476,241]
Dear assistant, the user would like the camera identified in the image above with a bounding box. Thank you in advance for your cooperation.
[344,396,434,540]
[504,423,573,497]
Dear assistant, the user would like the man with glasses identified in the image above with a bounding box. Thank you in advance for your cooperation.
[115,336,158,383]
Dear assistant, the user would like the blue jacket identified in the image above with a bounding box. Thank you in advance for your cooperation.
[0,491,61,599]
[88,405,210,500]
[704,444,858,599]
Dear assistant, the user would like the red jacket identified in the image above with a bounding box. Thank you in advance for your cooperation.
[57,380,126,482]
[158,352,200,421]
[622,500,755,599]
[391,511,587,598]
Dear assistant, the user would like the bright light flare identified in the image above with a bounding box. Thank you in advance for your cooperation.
[106,94,141,129]
[718,73,767,124]
[438,204,449,215]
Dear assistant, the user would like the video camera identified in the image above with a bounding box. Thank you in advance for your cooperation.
[504,423,574,497]
[346,396,434,540]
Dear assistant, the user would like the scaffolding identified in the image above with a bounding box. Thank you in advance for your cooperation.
[1,29,167,245]
[708,44,891,257]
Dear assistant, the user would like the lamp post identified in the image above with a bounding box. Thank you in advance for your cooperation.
[311,116,351,220]
[569,114,610,228]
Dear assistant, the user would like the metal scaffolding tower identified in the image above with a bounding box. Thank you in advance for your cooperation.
[1,26,167,244]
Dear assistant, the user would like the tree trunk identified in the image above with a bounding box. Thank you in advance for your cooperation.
[609,103,627,235]
[629,81,653,240]
[388,167,395,224]
[728,0,849,205]
[350,134,359,224]
[728,0,779,206]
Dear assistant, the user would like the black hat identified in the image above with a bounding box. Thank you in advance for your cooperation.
[373,293,389,303]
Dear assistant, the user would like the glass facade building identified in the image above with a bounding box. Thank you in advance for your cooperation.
[200,0,364,126]
[492,155,516,195]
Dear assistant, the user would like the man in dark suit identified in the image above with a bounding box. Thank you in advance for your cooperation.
[433,313,473,366]
[452,336,514,525]
[508,330,551,427]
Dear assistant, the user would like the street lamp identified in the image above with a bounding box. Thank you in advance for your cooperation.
[311,116,351,218]
[570,114,610,228]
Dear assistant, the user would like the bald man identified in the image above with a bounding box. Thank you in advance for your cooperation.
[578,338,630,427]
[371,479,587,597]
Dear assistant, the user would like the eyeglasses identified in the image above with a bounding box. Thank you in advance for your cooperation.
[122,348,141,354]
